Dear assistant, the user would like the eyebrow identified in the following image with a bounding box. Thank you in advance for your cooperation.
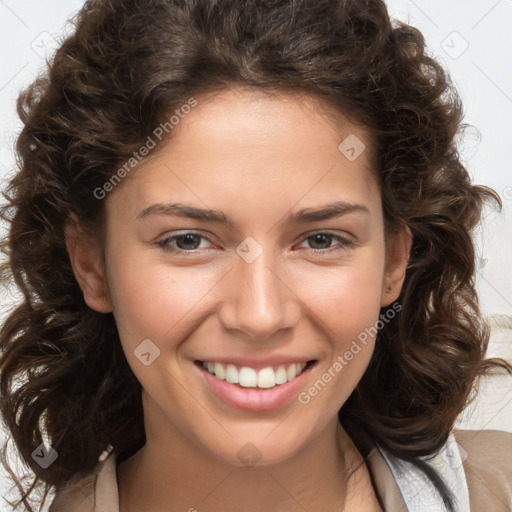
[137,200,370,225]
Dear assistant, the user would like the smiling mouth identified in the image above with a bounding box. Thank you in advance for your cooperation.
[195,360,316,389]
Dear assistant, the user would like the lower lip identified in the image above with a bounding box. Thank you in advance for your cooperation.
[195,361,316,412]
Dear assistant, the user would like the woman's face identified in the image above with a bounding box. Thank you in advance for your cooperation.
[72,87,410,466]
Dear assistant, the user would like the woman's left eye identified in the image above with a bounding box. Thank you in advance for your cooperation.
[154,231,356,254]
[297,232,356,252]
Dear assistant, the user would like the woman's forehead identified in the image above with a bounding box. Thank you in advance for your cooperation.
[105,87,381,218]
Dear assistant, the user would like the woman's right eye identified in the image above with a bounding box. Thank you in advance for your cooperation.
[154,232,215,253]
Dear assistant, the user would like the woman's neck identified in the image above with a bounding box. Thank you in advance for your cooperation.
[117,419,382,512]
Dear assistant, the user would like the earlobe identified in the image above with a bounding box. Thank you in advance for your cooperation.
[380,225,412,307]
[64,214,113,313]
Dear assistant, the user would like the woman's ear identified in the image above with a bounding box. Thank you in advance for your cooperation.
[380,224,413,307]
[64,214,113,313]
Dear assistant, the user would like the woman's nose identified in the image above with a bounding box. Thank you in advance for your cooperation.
[217,242,301,341]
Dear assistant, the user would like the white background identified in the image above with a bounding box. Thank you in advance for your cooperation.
[1,0,511,509]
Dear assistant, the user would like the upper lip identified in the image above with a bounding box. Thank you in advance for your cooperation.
[196,356,315,371]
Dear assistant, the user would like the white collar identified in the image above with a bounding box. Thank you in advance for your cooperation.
[377,432,470,511]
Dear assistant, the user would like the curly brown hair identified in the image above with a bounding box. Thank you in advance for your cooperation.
[1,0,511,510]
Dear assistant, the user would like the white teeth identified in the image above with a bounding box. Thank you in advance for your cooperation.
[225,364,239,384]
[202,361,308,389]
[275,365,288,385]
[257,367,276,389]
[239,367,257,387]
[214,362,225,380]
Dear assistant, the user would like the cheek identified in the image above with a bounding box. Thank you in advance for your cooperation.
[106,249,219,349]
[298,258,385,340]
[293,265,384,412]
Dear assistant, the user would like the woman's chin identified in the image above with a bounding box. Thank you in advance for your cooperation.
[200,431,311,469]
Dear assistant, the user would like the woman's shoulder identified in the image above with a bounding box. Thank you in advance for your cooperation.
[366,427,512,511]
[453,428,512,510]
[49,452,119,512]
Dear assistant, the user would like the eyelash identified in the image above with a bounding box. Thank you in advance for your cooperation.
[154,231,357,255]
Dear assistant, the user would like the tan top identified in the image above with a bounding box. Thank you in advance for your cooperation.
[49,429,512,511]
